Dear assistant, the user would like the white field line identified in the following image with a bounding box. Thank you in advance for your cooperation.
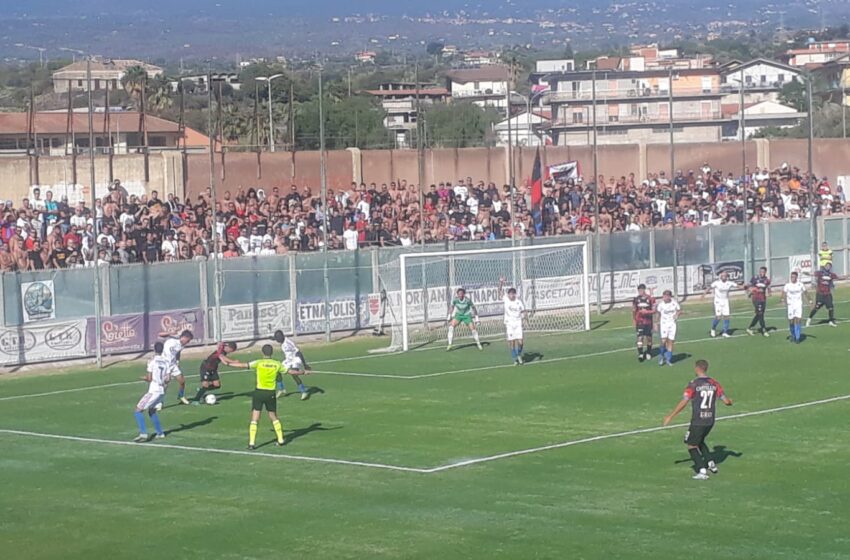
[308,298,850,366]
[0,429,428,473]
[1,393,847,474]
[423,393,850,473]
[0,380,144,402]
[313,318,850,380]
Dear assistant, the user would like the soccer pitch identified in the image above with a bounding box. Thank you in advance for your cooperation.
[2,293,849,559]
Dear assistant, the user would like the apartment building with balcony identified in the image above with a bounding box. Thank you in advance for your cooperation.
[542,68,731,146]
[366,82,450,148]
[445,66,511,110]
[786,40,850,68]
[720,58,801,104]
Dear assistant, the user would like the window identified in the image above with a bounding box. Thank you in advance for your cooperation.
[608,115,619,122]
[77,80,84,87]
[778,74,785,83]
[474,81,480,90]
[572,112,584,124]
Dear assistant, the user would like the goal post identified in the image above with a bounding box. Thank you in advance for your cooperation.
[375,241,591,352]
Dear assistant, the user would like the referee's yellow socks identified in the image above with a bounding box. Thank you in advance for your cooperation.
[249,421,258,446]
[272,420,285,444]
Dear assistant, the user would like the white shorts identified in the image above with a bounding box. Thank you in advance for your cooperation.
[714,300,730,317]
[659,322,677,341]
[787,304,803,320]
[136,392,165,412]
[284,357,304,372]
[505,322,524,342]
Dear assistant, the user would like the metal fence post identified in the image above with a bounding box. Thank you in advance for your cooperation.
[0,273,5,327]
[199,259,209,343]
[100,265,111,317]
[288,253,298,336]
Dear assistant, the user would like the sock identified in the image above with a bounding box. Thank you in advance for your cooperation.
[447,326,454,345]
[636,343,643,356]
[249,421,258,446]
[698,442,712,464]
[194,386,207,402]
[809,308,817,319]
[688,448,705,471]
[790,323,795,337]
[178,387,185,399]
[646,344,652,357]
[298,383,307,394]
[518,344,523,355]
[150,412,164,435]
[829,309,835,322]
[723,319,730,333]
[666,350,673,363]
[759,315,766,331]
[133,411,147,434]
[796,324,802,340]
[272,419,285,444]
[276,380,285,392]
[711,318,720,330]
[472,331,481,345]
[512,348,518,360]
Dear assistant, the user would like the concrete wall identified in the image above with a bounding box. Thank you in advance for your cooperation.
[2,139,850,204]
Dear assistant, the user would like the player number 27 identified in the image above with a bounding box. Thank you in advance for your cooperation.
[699,390,715,410]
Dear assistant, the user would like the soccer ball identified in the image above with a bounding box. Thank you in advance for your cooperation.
[204,393,218,405]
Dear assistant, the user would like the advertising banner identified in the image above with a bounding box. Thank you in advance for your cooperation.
[296,297,369,334]
[87,308,205,355]
[0,320,87,365]
[20,280,56,323]
[789,254,814,283]
[217,301,293,340]
[691,261,745,291]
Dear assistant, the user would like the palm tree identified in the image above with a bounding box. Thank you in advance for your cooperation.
[147,75,173,111]
[122,66,148,101]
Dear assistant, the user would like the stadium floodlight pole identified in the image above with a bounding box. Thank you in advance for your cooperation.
[591,70,601,313]
[668,66,679,299]
[740,68,750,279]
[318,66,331,343]
[256,74,284,152]
[87,56,103,368]
[208,68,222,342]
[807,76,817,278]
[505,77,516,248]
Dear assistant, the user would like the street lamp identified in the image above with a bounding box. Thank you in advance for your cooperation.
[255,74,285,152]
[511,89,548,146]
[15,43,46,67]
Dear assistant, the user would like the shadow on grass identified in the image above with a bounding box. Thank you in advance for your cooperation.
[256,422,343,449]
[166,416,218,436]
[675,445,743,466]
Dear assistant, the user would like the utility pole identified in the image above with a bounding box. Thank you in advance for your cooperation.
[591,70,601,312]
[208,68,222,342]
[87,57,103,368]
[319,68,331,343]
[668,66,678,298]
[740,68,750,279]
[807,77,817,279]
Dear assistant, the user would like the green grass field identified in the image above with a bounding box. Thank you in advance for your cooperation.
[2,291,850,560]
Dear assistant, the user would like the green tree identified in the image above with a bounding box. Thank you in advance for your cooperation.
[294,94,387,150]
[423,102,500,148]
[779,80,808,112]
[121,65,148,103]
[146,75,173,111]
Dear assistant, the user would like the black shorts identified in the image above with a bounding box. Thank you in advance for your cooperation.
[684,423,713,446]
[252,389,277,413]
[200,366,220,383]
[815,293,834,309]
[752,300,766,314]
[636,324,652,337]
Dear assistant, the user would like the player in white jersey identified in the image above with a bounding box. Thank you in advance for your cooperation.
[781,271,809,344]
[133,342,176,442]
[655,290,681,367]
[499,277,527,366]
[705,271,736,338]
[273,331,312,400]
[158,329,194,405]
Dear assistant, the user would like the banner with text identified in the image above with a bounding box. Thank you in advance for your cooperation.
[87,308,205,355]
[296,298,369,334]
[789,254,814,284]
[691,261,745,291]
[216,301,294,340]
[0,320,87,365]
[20,280,56,323]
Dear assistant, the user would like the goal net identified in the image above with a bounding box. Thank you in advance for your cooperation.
[373,241,590,352]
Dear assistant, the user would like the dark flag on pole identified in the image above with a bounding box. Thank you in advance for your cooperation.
[530,147,544,235]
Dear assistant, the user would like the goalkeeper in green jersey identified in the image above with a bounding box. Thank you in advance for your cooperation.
[447,288,483,351]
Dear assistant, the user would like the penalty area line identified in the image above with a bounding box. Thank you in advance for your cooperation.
[423,393,850,473]
[0,429,429,474]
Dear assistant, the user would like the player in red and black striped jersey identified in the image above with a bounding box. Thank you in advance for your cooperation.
[194,341,239,404]
[746,267,771,337]
[632,284,656,362]
[807,263,841,328]
[663,359,733,480]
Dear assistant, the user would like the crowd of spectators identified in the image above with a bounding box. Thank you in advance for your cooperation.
[0,163,845,271]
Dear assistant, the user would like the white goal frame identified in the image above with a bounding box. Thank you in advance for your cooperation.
[397,241,591,351]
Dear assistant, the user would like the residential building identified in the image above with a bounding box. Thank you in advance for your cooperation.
[445,66,511,110]
[366,82,450,148]
[585,45,715,72]
[720,100,807,140]
[0,111,208,156]
[813,53,850,108]
[530,59,575,94]
[462,50,499,66]
[543,68,730,146]
[786,40,850,67]
[720,59,802,104]
[494,110,551,147]
[172,73,242,93]
[53,59,163,93]
[355,51,377,64]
